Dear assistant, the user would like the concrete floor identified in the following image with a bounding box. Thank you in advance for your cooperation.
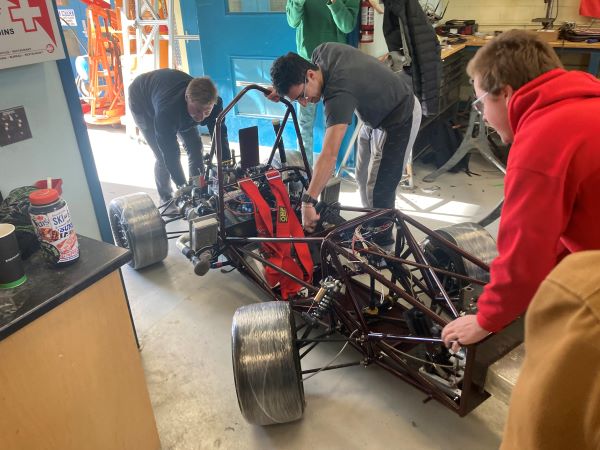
[89,126,507,450]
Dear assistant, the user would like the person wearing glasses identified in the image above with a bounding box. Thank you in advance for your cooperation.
[268,42,421,233]
[441,31,600,365]
[286,0,359,166]
[128,69,231,205]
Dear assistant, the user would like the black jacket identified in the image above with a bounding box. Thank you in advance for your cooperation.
[383,0,441,116]
[128,69,230,186]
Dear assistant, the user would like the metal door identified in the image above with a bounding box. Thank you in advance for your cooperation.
[194,0,354,158]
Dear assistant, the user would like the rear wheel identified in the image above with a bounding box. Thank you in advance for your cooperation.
[421,222,497,312]
[231,301,305,425]
[109,193,168,269]
[422,222,497,282]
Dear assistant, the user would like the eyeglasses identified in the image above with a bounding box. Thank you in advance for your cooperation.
[287,76,308,103]
[471,92,489,114]
[301,78,308,101]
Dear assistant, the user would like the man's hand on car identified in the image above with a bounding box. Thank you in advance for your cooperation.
[441,314,490,352]
[301,203,320,233]
[174,184,193,198]
[264,87,280,102]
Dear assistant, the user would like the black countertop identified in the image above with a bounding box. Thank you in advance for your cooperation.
[0,235,131,340]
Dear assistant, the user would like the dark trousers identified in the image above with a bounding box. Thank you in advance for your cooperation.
[356,96,421,209]
[130,120,204,202]
[128,94,204,202]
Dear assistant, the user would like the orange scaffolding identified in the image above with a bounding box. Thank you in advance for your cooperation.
[82,0,125,125]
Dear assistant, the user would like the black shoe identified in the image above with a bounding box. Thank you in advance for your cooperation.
[372,223,395,249]
[162,203,179,215]
[373,234,395,248]
[159,196,174,207]
[159,197,178,215]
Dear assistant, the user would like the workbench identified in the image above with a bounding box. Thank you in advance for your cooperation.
[0,236,160,450]
[443,35,600,75]
[418,34,600,179]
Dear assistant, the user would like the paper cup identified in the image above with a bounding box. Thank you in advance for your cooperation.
[0,223,26,289]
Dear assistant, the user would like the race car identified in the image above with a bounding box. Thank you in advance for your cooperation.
[108,85,522,425]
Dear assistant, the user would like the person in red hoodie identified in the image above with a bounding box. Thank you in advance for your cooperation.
[441,29,600,350]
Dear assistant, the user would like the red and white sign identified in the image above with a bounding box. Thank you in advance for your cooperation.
[0,0,65,69]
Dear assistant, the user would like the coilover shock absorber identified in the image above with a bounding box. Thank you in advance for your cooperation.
[309,277,342,323]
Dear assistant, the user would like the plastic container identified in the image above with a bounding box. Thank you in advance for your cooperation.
[29,188,80,266]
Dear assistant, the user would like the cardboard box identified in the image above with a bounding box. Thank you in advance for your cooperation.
[534,29,560,42]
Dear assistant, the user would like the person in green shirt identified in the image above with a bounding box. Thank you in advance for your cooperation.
[286,0,359,165]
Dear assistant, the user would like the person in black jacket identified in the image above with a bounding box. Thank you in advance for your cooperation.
[382,0,441,116]
[128,69,231,204]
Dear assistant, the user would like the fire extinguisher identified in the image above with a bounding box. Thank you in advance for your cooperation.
[360,0,374,43]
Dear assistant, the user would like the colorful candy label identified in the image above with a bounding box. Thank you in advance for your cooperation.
[30,204,79,264]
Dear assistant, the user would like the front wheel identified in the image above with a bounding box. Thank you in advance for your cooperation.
[109,193,168,269]
[231,301,305,425]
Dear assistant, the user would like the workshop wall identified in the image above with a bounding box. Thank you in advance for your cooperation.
[0,62,101,240]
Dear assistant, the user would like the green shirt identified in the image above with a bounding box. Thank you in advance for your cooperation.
[286,0,360,60]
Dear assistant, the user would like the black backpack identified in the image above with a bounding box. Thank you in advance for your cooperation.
[0,186,40,259]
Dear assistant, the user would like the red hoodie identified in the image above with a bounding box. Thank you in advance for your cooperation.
[476,69,600,332]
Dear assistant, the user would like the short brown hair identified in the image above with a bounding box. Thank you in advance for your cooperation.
[467,29,563,95]
[186,77,218,106]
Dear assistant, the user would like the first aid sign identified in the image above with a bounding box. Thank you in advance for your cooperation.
[0,0,65,70]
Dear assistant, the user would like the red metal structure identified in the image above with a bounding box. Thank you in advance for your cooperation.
[109,86,522,424]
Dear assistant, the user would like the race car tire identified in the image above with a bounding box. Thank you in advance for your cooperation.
[232,301,305,425]
[109,193,168,270]
[421,222,497,283]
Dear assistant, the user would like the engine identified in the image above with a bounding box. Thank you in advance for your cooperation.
[174,158,310,274]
